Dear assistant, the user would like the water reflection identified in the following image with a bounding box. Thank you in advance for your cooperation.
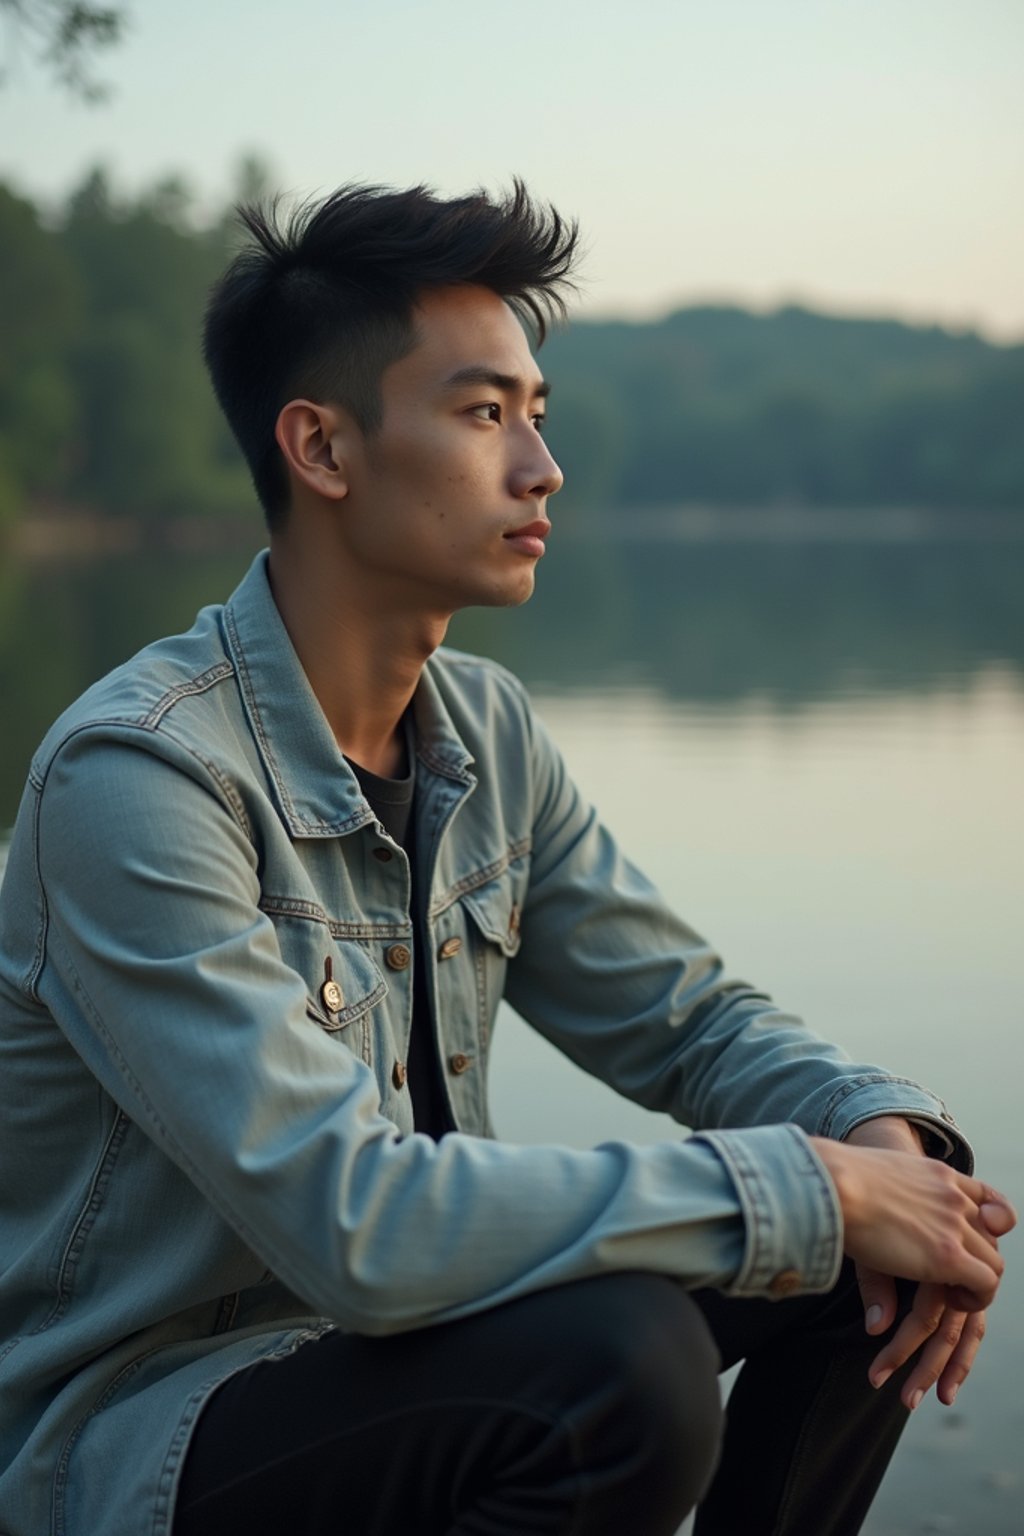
[451,532,1024,703]
[3,530,1023,827]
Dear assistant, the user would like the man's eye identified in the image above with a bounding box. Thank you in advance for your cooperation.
[470,403,502,422]
[532,414,547,433]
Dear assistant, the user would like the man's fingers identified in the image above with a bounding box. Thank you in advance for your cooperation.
[957,1189,1009,1266]
[965,1194,1013,1252]
[945,1279,1000,1313]
[924,1234,1002,1312]
[964,1180,1017,1228]
[878,1306,987,1411]
[870,1284,947,1387]
[935,1197,1005,1306]
[870,1284,991,1411]
[953,1221,1005,1304]
[897,1308,968,1411]
[856,1264,898,1334]
[979,1197,1017,1238]
[813,1140,1011,1302]
[937,1310,986,1406]
[966,1220,1005,1268]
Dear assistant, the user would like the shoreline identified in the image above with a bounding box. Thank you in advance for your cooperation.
[5,504,1024,564]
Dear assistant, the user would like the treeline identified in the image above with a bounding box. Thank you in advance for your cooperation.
[544,307,1024,514]
[2,167,1022,531]
[1,167,254,528]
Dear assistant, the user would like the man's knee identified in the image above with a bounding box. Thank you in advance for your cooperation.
[532,1273,724,1530]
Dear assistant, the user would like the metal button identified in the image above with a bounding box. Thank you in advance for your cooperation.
[320,979,344,1014]
[373,847,393,863]
[392,1059,407,1089]
[437,936,463,961]
[448,1052,473,1075]
[385,943,411,971]
[768,1269,802,1299]
[319,957,344,1014]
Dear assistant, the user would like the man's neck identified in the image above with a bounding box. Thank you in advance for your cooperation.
[267,539,448,780]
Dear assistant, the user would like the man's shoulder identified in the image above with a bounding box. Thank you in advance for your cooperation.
[426,644,535,737]
[428,643,532,704]
[30,599,235,781]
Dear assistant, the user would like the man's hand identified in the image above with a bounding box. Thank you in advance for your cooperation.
[811,1118,1016,1412]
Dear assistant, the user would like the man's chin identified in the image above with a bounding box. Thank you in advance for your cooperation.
[450,568,538,613]
[487,573,538,610]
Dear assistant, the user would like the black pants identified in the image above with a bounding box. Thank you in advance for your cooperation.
[174,1263,913,1536]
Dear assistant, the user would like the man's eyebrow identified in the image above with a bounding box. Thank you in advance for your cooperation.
[441,365,551,399]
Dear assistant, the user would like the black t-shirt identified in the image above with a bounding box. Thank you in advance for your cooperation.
[346,724,453,1140]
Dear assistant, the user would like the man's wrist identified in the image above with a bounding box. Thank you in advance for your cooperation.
[843,1115,926,1156]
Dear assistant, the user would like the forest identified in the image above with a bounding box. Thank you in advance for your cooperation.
[2,166,1022,534]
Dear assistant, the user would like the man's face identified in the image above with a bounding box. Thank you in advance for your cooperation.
[337,283,563,616]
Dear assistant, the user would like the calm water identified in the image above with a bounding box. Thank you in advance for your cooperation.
[2,519,1022,1533]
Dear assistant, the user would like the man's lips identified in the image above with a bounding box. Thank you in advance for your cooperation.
[503,519,551,558]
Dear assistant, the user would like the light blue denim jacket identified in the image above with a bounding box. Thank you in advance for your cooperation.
[0,551,967,1536]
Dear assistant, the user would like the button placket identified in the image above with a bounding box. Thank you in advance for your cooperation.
[385,942,411,971]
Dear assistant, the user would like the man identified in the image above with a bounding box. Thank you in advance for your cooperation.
[0,181,1013,1536]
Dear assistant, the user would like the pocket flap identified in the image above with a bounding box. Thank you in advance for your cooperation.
[460,880,523,958]
[304,942,387,1033]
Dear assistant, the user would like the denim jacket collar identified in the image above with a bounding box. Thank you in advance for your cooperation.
[223,552,474,839]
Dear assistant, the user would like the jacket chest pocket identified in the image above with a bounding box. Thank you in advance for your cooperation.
[303,956,384,1068]
[452,862,527,1042]
[267,908,388,1069]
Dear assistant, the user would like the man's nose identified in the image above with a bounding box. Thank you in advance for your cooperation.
[511,436,564,500]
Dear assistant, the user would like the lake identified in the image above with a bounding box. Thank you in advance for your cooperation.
[2,513,1022,1534]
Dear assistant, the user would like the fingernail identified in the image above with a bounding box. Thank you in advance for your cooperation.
[909,1389,923,1411]
[865,1305,883,1330]
[871,1368,892,1390]
[948,1385,959,1405]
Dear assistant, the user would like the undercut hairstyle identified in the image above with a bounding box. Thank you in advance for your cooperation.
[202,179,580,528]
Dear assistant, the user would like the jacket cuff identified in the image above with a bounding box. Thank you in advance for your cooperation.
[816,1076,973,1173]
[694,1124,843,1300]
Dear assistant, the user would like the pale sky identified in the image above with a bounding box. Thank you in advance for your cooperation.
[2,0,1022,338]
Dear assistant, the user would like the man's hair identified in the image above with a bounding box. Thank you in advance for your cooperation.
[202,179,579,528]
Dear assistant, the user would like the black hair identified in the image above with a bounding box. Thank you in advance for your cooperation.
[202,179,580,528]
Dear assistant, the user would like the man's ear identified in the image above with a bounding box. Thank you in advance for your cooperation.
[274,399,352,503]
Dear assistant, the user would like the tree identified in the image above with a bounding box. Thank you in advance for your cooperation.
[0,183,82,524]
[57,166,251,520]
[0,1,126,99]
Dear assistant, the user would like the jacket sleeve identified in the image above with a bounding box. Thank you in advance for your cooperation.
[504,695,971,1170]
[32,727,845,1331]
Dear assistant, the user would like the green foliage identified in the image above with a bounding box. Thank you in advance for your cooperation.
[0,184,83,498]
[543,305,1022,512]
[0,446,21,530]
[57,169,250,518]
[0,167,1021,537]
